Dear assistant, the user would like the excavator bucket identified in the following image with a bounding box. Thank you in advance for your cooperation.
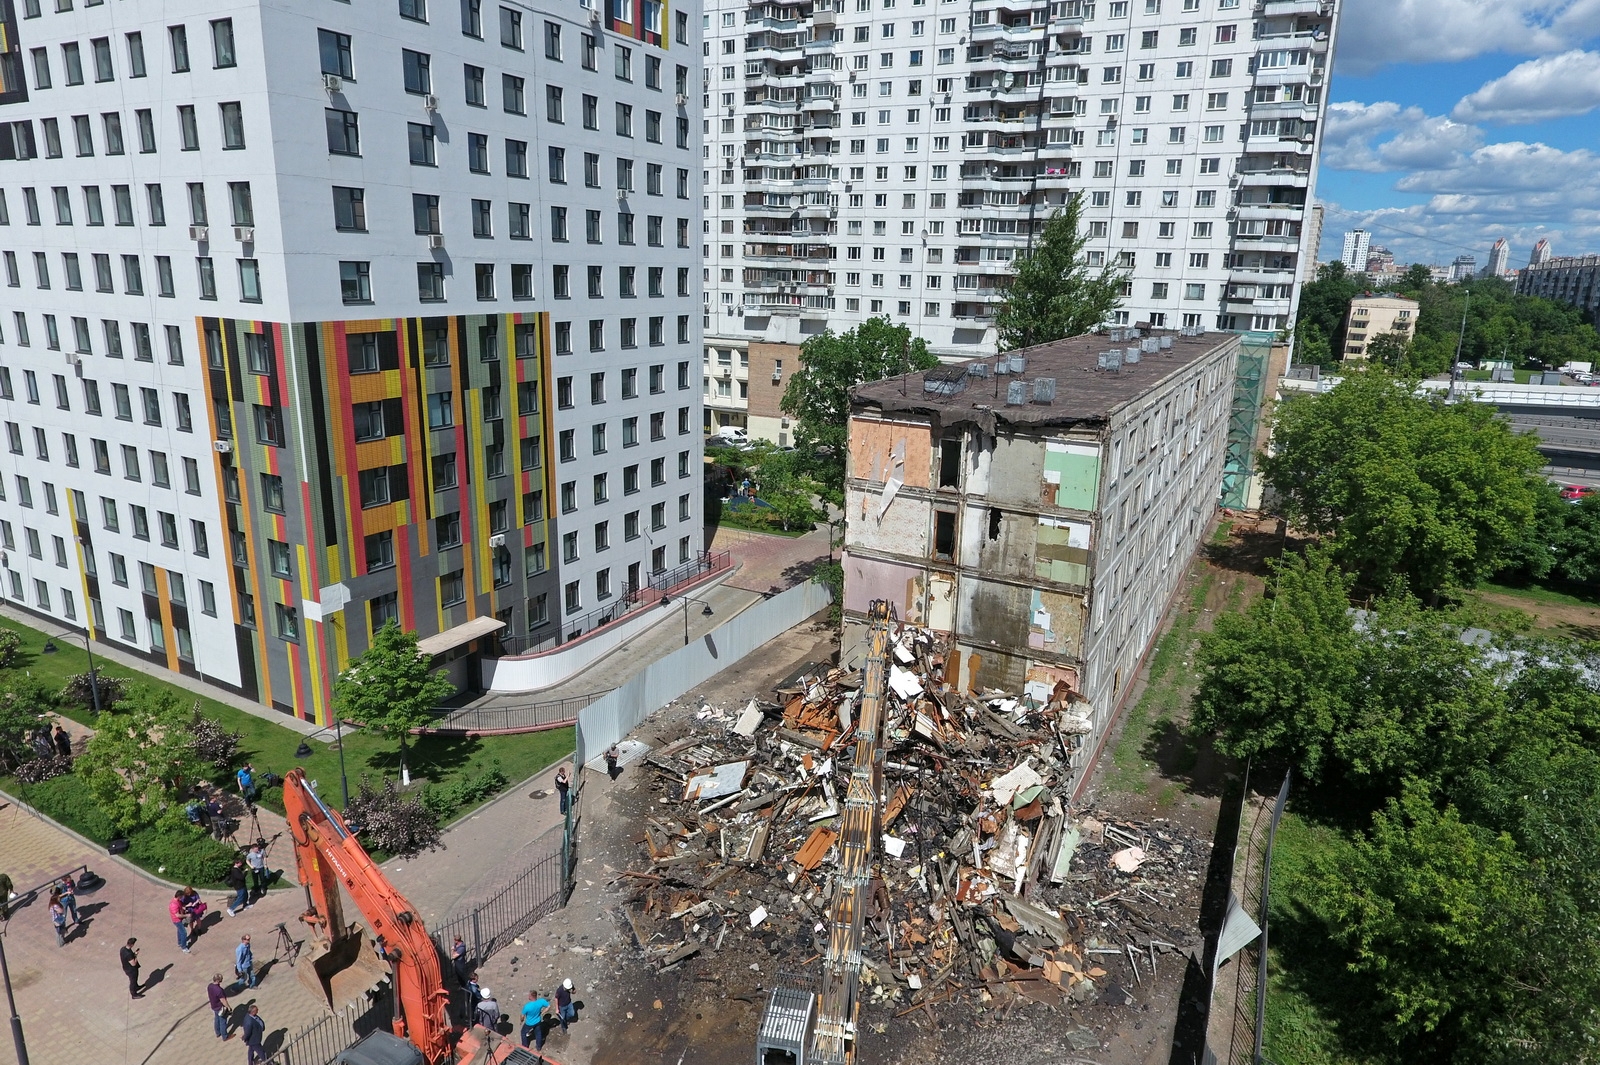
[298,925,394,1011]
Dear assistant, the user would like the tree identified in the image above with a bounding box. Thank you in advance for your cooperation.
[1261,367,1545,595]
[75,686,207,831]
[994,195,1124,352]
[1400,262,1433,293]
[1293,261,1363,356]
[334,622,456,786]
[1365,328,1412,369]
[781,317,938,506]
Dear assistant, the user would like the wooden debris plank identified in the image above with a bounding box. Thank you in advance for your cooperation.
[795,825,839,871]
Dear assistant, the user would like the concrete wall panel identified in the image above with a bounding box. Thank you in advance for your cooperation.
[985,436,1046,508]
[848,417,931,488]
[846,486,932,556]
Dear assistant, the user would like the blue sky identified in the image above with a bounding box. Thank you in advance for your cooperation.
[1318,0,1600,270]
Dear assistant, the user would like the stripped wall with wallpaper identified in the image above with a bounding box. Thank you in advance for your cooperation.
[198,312,553,724]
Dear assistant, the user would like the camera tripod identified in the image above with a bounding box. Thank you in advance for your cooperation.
[271,921,301,968]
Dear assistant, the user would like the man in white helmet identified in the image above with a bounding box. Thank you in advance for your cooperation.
[556,978,576,1032]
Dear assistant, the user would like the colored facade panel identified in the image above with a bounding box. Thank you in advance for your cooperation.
[1043,442,1099,512]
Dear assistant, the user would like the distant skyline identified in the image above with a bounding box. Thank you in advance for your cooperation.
[1319,0,1600,272]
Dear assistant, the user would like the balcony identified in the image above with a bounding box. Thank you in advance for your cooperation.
[1234,203,1306,222]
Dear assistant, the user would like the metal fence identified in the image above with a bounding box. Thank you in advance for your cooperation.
[276,983,396,1065]
[429,821,571,970]
[424,691,607,734]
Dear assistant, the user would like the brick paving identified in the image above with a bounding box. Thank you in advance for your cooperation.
[712,524,832,595]
[0,798,328,1065]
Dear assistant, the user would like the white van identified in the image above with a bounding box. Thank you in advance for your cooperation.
[710,426,750,447]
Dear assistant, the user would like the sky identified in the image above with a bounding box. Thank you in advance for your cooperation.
[1318,0,1600,272]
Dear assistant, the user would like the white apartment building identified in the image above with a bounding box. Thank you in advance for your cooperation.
[1337,225,1367,272]
[699,0,1339,421]
[0,0,703,722]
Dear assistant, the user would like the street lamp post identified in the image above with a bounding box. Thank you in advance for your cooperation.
[294,717,352,810]
[660,593,715,645]
[0,929,31,1065]
[41,629,102,713]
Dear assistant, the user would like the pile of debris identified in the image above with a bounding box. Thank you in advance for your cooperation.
[615,623,1209,1031]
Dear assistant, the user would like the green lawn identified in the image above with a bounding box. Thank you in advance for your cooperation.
[0,614,574,881]
[1106,572,1212,793]
[1475,580,1600,610]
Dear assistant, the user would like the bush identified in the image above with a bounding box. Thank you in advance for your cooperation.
[344,776,441,857]
[16,773,119,842]
[420,761,508,822]
[0,629,21,669]
[125,827,238,886]
[14,755,71,783]
[61,671,127,710]
[190,713,241,771]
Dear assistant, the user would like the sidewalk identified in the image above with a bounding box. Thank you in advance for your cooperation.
[711,523,833,595]
[0,602,323,738]
[0,799,328,1065]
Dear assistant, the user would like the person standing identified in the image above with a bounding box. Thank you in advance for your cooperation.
[460,974,482,1026]
[170,890,191,952]
[52,724,72,760]
[180,885,207,939]
[234,934,256,989]
[57,875,78,925]
[604,745,621,780]
[207,974,232,1039]
[474,988,500,1033]
[225,860,249,917]
[120,938,143,998]
[554,764,571,814]
[236,763,256,805]
[0,871,13,920]
[520,990,552,1051]
[245,842,269,898]
[450,936,470,988]
[556,978,576,1032]
[240,1004,267,1065]
[48,890,67,946]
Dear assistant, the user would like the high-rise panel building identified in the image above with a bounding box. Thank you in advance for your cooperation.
[0,0,704,721]
[1486,237,1509,277]
[1450,253,1477,281]
[700,0,1340,430]
[1530,238,1552,266]
[1338,227,1369,272]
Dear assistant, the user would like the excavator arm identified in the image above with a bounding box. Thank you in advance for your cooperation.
[283,768,455,1064]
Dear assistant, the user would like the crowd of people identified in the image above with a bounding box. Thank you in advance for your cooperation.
[452,934,581,1050]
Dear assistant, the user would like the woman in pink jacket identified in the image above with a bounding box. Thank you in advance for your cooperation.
[170,890,191,953]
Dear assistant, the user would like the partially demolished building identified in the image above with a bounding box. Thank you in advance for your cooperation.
[842,330,1240,791]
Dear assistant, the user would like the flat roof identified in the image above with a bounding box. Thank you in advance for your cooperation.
[851,330,1238,432]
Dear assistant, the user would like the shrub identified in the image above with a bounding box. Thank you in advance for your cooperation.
[126,827,237,886]
[420,761,508,822]
[14,755,71,784]
[0,629,21,669]
[16,773,119,842]
[344,776,441,857]
[190,713,241,771]
[61,671,127,710]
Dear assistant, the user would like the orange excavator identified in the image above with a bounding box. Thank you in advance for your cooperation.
[282,766,562,1065]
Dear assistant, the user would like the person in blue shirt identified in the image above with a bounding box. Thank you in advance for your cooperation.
[236,764,256,804]
[234,934,256,989]
[520,991,552,1051]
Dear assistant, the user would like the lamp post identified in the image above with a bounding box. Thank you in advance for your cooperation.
[41,629,102,713]
[294,717,351,810]
[660,593,714,645]
[0,928,30,1065]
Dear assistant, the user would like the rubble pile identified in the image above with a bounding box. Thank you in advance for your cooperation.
[615,624,1210,1029]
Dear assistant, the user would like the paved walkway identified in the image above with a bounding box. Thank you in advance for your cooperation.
[712,523,833,595]
[0,798,328,1065]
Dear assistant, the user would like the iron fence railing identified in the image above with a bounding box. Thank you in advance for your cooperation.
[497,550,732,656]
[429,822,570,974]
[423,691,607,734]
[276,982,396,1065]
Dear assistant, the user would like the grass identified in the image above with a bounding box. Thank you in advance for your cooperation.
[1262,810,1385,1065]
[1475,580,1600,610]
[1462,368,1539,383]
[1106,572,1212,794]
[0,614,574,881]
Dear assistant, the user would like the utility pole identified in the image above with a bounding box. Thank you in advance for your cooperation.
[0,930,31,1065]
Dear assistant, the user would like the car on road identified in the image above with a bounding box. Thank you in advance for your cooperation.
[1560,485,1595,502]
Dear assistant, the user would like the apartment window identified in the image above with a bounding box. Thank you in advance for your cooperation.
[333,186,366,231]
[326,109,360,154]
[168,26,189,73]
[260,472,285,512]
[544,20,561,59]
[468,133,489,172]
[402,49,432,95]
[210,19,235,68]
[219,102,246,149]
[501,6,523,49]
[418,262,445,300]
[462,0,482,36]
[275,603,300,642]
[319,30,353,77]
[464,64,485,105]
[401,0,427,21]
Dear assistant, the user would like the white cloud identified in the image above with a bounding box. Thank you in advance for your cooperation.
[1320,198,1600,275]
[1321,102,1482,173]
[1394,140,1600,195]
[1452,50,1600,122]
[1335,0,1600,74]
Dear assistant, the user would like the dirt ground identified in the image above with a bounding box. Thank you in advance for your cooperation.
[1474,589,1600,642]
[480,523,1281,1065]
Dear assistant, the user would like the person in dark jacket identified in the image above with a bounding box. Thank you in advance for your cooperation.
[556,978,576,1031]
[225,860,249,916]
[52,724,72,760]
[120,938,143,998]
[241,1004,267,1064]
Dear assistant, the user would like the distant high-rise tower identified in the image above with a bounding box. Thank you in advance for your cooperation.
[1487,238,1510,277]
[1340,230,1372,272]
[1531,239,1554,266]
[1451,254,1478,281]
